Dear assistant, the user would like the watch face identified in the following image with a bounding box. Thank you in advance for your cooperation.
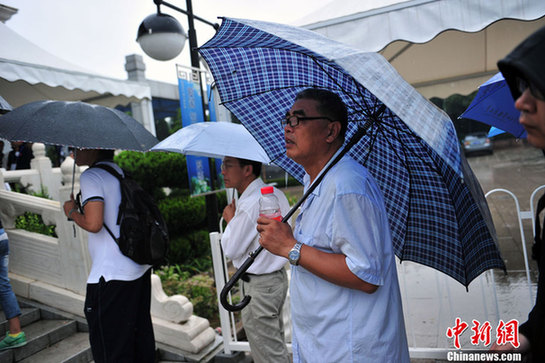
[289,249,299,264]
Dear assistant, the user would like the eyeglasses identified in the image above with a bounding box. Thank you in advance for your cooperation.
[516,76,545,101]
[220,161,239,171]
[281,114,333,128]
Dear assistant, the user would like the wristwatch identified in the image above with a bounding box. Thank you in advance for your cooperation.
[288,241,303,266]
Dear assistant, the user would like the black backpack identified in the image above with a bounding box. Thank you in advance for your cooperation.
[93,163,169,266]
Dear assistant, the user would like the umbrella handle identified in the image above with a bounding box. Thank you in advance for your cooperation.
[220,246,262,311]
[219,117,376,312]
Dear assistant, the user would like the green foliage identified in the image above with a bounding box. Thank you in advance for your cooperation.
[15,212,57,237]
[156,266,218,321]
[166,230,211,267]
[29,186,50,199]
[155,264,191,281]
[155,118,171,142]
[443,92,476,121]
[431,91,492,139]
[284,191,300,207]
[12,187,56,237]
[114,151,188,191]
[169,108,183,134]
[158,196,206,236]
[216,190,227,214]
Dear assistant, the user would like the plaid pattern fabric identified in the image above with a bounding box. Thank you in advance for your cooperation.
[199,17,505,287]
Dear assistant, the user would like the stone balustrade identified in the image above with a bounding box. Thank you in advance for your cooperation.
[0,143,217,354]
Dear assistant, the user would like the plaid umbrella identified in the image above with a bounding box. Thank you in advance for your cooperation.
[200,18,505,288]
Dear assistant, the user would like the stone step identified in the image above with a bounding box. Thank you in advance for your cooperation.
[0,318,77,362]
[19,332,91,363]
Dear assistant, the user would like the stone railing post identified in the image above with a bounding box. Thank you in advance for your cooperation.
[0,168,6,190]
[149,274,216,353]
[30,143,61,200]
[56,157,90,295]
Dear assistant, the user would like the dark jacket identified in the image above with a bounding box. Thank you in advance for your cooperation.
[7,143,33,170]
[518,193,545,362]
[498,26,545,362]
[497,25,545,102]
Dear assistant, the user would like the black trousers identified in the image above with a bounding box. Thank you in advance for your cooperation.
[85,269,156,363]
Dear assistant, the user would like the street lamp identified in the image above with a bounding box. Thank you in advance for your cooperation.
[137,0,221,232]
[137,0,219,64]
[137,12,187,61]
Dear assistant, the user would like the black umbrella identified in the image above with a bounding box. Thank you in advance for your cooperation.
[0,100,158,151]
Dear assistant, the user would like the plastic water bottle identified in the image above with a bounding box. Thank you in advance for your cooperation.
[259,186,282,221]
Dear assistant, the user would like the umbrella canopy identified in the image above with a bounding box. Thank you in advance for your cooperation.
[199,17,505,287]
[151,121,271,163]
[0,95,12,114]
[460,72,526,139]
[0,100,158,151]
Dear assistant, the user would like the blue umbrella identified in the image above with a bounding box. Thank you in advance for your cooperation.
[200,18,505,291]
[488,126,506,138]
[461,72,526,138]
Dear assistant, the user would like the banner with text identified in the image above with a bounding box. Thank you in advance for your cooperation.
[177,65,224,195]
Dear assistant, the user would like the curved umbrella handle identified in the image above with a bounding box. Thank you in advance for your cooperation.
[219,115,378,312]
[220,246,262,311]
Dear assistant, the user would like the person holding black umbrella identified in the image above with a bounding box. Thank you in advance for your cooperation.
[491,25,545,362]
[63,149,155,363]
[257,89,409,362]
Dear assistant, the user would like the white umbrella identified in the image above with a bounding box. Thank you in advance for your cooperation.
[151,121,271,163]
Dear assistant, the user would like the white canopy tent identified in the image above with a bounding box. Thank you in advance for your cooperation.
[0,21,151,108]
[299,0,545,98]
[0,21,155,133]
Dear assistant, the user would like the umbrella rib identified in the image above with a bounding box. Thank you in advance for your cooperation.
[310,56,376,118]
[371,120,412,261]
[206,44,374,116]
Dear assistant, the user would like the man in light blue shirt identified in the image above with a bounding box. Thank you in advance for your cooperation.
[257,88,409,362]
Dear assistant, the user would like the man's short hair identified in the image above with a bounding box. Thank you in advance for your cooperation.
[97,149,115,161]
[295,88,348,140]
[237,158,262,178]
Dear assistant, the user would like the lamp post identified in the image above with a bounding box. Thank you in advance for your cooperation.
[137,0,221,232]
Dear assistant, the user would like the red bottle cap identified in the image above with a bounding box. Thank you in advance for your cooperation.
[260,186,274,194]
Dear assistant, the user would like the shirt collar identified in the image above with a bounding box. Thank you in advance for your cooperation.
[303,147,344,197]
[239,177,266,201]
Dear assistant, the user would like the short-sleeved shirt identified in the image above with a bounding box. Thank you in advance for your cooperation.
[80,161,150,283]
[290,154,409,363]
[221,178,290,274]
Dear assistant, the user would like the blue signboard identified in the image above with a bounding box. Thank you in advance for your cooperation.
[206,79,224,190]
[177,66,224,195]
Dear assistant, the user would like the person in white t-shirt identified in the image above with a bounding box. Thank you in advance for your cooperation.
[221,156,290,363]
[63,149,155,363]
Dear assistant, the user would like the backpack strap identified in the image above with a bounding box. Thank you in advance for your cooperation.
[92,163,124,181]
[102,223,119,244]
[91,163,124,233]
